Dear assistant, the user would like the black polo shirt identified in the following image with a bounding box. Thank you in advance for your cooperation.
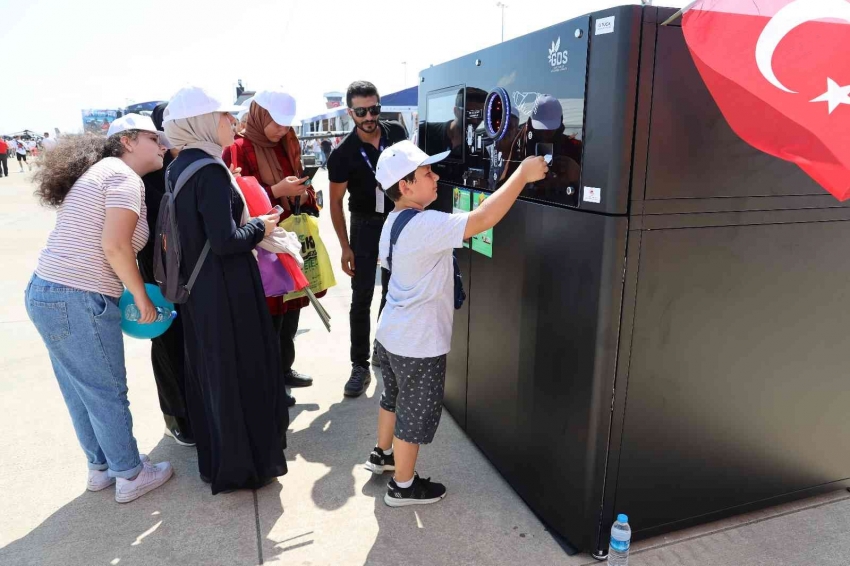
[327,120,407,214]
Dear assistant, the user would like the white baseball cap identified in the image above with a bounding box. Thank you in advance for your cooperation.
[163,86,243,122]
[252,90,297,127]
[375,140,451,189]
[107,113,172,148]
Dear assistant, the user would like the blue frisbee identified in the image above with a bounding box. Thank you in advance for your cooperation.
[119,283,176,339]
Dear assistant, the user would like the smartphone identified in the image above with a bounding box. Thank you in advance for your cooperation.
[535,143,553,159]
[302,165,320,187]
[267,205,284,215]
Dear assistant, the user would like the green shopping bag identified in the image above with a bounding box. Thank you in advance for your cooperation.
[280,212,336,301]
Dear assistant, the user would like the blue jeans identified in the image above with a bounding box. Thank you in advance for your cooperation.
[25,274,142,479]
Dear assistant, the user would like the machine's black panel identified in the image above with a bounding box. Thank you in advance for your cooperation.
[644,26,825,201]
[614,221,850,533]
[445,238,472,429]
[464,200,627,549]
[580,6,643,215]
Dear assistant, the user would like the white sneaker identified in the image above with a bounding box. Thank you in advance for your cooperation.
[87,454,150,492]
[115,460,173,503]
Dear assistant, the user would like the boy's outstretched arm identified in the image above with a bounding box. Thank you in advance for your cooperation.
[463,156,549,240]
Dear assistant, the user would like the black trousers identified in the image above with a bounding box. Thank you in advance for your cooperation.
[137,247,190,424]
[272,308,300,375]
[0,155,7,176]
[349,212,390,368]
[151,308,189,420]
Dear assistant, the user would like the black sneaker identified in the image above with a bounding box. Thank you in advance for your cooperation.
[163,415,196,447]
[344,365,372,397]
[284,369,313,388]
[384,473,447,507]
[285,392,296,407]
[364,446,395,474]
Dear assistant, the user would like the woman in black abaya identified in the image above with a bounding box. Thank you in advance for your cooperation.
[163,86,288,493]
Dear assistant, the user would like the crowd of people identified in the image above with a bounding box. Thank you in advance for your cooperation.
[0,133,57,177]
[24,80,548,507]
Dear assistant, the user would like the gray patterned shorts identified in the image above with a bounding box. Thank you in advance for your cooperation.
[375,341,447,445]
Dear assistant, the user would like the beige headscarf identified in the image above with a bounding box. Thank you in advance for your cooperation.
[164,112,223,157]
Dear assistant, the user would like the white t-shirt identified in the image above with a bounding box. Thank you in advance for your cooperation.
[42,137,57,150]
[26,141,36,151]
[376,209,470,358]
[13,140,26,154]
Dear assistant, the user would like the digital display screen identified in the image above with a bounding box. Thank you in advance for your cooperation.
[424,87,464,161]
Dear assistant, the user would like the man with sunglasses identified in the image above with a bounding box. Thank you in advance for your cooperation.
[328,81,408,397]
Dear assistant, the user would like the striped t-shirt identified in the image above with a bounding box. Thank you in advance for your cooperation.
[36,157,149,298]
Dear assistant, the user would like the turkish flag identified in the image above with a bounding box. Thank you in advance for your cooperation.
[681,0,850,199]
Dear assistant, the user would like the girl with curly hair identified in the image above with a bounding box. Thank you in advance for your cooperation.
[25,115,175,503]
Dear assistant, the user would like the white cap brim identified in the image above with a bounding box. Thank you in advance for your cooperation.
[156,131,173,149]
[420,150,451,167]
[163,102,245,122]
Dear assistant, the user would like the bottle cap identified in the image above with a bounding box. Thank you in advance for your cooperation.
[617,514,628,523]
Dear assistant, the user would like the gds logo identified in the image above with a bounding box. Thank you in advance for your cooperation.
[547,37,568,72]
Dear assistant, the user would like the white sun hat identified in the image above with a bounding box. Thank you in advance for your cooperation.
[163,86,243,122]
[375,140,450,189]
[252,90,297,127]
[107,113,172,148]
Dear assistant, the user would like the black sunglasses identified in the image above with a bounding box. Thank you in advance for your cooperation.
[351,104,382,118]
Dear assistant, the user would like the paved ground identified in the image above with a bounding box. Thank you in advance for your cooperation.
[1,164,849,566]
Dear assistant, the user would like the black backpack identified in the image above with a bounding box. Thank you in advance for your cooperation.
[153,157,221,304]
[388,208,466,310]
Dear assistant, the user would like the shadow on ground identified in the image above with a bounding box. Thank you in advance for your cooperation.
[283,389,381,513]
[0,437,270,566]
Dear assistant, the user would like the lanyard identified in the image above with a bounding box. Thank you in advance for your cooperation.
[361,139,387,213]
[359,139,386,174]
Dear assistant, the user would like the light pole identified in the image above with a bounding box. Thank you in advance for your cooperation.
[496,2,508,43]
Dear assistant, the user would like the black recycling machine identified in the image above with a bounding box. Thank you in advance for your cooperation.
[418,4,850,557]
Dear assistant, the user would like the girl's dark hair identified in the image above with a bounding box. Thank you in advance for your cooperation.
[382,170,417,202]
[346,81,380,108]
[33,131,140,207]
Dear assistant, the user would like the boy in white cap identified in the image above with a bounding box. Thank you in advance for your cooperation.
[365,140,548,506]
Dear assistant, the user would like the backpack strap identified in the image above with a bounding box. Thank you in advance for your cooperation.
[387,208,420,271]
[167,156,221,294]
[169,157,220,197]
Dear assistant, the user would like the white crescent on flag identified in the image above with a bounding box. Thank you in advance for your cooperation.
[755,0,850,93]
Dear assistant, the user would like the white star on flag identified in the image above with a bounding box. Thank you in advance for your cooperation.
[810,78,850,114]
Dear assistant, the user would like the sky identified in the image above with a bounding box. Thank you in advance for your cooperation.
[0,0,688,135]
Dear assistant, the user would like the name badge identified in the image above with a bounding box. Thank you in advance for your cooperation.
[375,188,385,214]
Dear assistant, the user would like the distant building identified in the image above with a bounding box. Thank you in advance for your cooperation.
[125,101,165,116]
[323,92,344,109]
[297,86,418,141]
[236,80,256,106]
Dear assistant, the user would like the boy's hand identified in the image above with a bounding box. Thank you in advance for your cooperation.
[519,155,549,184]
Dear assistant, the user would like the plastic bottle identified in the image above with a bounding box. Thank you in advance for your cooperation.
[124,304,177,323]
[607,514,631,566]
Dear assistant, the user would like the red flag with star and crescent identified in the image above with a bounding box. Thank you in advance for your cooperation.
[680,0,850,199]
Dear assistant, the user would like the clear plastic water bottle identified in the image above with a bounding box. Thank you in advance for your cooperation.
[124,304,176,323]
[607,514,631,566]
